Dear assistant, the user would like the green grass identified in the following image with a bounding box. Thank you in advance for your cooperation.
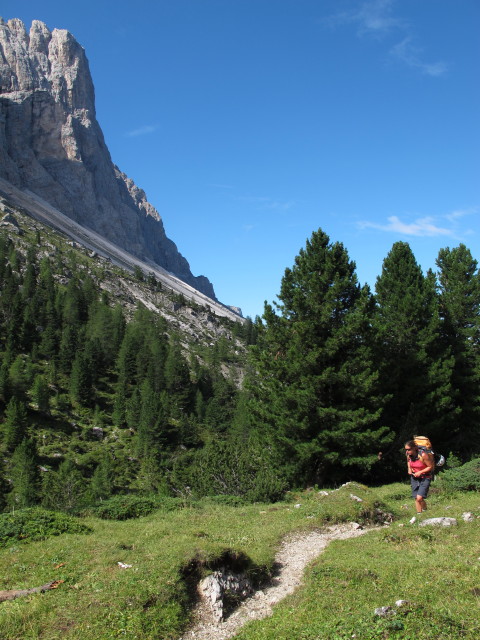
[235,484,480,640]
[0,482,478,639]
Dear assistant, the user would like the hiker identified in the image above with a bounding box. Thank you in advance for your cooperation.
[405,440,434,513]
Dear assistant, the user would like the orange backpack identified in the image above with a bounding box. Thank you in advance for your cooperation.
[413,435,445,469]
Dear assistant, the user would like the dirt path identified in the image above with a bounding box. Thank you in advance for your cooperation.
[180,522,373,640]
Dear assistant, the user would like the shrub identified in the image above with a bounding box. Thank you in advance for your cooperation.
[436,458,480,493]
[185,438,288,503]
[89,494,183,520]
[200,494,247,507]
[0,508,92,547]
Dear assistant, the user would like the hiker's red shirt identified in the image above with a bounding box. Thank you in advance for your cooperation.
[409,456,431,478]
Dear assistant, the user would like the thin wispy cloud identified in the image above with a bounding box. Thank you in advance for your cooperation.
[125,125,157,137]
[324,0,403,37]
[355,0,404,37]
[240,196,297,211]
[359,215,454,237]
[444,207,477,223]
[390,38,447,77]
[325,0,447,76]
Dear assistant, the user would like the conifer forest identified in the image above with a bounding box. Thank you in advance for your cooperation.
[0,219,479,514]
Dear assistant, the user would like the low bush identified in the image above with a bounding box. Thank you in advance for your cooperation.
[436,458,480,493]
[0,508,92,547]
[200,494,247,507]
[89,494,183,520]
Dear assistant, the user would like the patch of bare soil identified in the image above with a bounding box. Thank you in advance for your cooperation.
[180,522,374,640]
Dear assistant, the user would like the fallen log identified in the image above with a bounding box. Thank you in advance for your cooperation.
[0,580,64,602]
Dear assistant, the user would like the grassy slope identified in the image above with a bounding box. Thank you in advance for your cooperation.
[0,483,478,639]
[235,484,480,640]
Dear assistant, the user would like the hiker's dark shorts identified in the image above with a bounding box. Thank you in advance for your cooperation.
[411,476,431,499]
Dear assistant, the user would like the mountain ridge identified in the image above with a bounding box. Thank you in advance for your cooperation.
[0,17,228,308]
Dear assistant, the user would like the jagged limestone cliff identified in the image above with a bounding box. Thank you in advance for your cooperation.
[0,17,216,299]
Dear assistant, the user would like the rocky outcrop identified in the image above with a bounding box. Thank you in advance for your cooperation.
[0,17,216,299]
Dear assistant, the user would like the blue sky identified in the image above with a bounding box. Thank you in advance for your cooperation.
[4,0,479,318]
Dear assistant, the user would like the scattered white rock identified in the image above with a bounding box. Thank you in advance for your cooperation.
[318,491,329,496]
[117,562,132,569]
[198,570,254,622]
[419,517,457,527]
[1,213,19,228]
[409,517,416,524]
[294,503,302,508]
[350,494,363,502]
[395,600,409,608]
[374,606,395,617]
[462,512,474,522]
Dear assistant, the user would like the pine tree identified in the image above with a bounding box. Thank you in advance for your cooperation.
[2,397,28,451]
[0,456,10,511]
[89,453,114,502]
[8,438,40,508]
[436,244,480,457]
[58,324,79,374]
[69,350,94,407]
[21,247,38,300]
[5,290,24,355]
[204,377,237,435]
[39,300,59,359]
[164,337,193,417]
[374,242,454,461]
[136,383,174,457]
[247,229,391,485]
[112,376,128,426]
[41,459,86,513]
[31,374,51,414]
[126,385,142,430]
[8,354,30,401]
[136,379,161,457]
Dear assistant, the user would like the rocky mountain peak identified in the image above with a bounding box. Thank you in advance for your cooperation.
[0,17,217,300]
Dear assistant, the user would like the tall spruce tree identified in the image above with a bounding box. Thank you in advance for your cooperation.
[89,453,115,502]
[374,242,454,464]
[247,229,391,486]
[164,337,193,418]
[8,438,40,508]
[0,456,9,510]
[69,349,94,407]
[436,244,480,457]
[41,459,86,513]
[2,397,28,451]
[31,374,50,414]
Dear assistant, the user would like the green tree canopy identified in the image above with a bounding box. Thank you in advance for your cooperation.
[374,242,455,462]
[247,229,392,486]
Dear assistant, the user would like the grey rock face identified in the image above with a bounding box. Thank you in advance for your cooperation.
[0,18,215,298]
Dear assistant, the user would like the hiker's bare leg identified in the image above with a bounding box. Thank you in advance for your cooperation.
[415,495,423,513]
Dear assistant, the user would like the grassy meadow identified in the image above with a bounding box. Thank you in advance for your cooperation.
[0,481,478,640]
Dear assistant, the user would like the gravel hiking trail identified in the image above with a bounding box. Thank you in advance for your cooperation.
[180,522,373,640]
